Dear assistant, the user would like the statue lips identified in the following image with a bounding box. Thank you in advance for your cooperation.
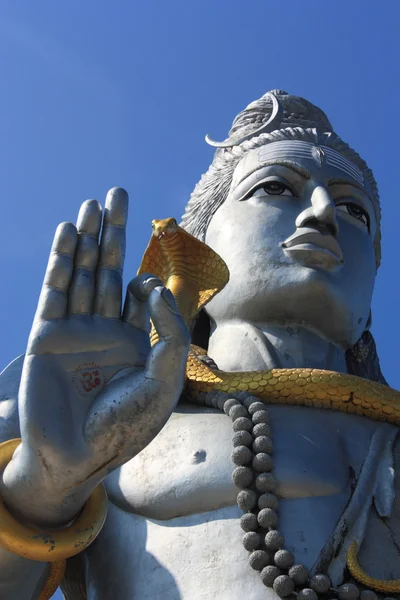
[281,227,344,270]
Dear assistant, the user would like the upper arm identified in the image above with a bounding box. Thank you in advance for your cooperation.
[0,355,23,443]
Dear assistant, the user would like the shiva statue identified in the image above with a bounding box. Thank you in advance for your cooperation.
[0,89,399,600]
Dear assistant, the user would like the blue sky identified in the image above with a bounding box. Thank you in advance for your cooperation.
[0,2,399,598]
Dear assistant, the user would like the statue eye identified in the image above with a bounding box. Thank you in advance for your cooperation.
[253,180,294,197]
[337,202,370,231]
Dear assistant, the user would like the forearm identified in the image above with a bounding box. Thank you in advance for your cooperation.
[0,545,48,600]
[0,441,103,528]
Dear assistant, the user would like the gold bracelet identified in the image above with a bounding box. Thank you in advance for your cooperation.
[0,438,108,562]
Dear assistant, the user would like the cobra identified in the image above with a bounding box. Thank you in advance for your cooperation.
[138,217,400,594]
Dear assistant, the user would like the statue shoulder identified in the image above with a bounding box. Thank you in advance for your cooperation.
[0,355,23,442]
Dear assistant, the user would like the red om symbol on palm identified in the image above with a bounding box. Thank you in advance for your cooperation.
[72,363,104,397]
[80,369,101,392]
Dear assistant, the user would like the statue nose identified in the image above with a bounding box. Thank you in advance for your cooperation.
[295,186,339,237]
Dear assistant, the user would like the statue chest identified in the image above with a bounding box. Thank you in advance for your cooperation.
[105,403,374,520]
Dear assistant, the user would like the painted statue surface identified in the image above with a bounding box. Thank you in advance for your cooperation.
[0,90,399,600]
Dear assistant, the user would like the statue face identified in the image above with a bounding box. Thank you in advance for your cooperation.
[204,141,377,347]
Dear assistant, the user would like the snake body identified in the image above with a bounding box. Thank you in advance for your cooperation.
[139,218,400,593]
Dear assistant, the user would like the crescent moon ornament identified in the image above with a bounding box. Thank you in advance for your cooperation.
[205,92,282,148]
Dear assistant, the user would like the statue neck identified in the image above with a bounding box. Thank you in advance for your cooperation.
[207,320,347,373]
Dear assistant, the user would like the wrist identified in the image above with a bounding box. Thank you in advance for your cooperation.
[0,443,87,528]
[0,439,108,562]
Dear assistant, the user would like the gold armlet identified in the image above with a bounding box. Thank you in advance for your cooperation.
[0,438,108,562]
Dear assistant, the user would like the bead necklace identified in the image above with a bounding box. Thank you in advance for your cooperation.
[198,390,394,600]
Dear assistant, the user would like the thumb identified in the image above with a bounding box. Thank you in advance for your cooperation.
[145,287,190,383]
[123,273,164,331]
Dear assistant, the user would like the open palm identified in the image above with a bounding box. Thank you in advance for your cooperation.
[9,188,189,526]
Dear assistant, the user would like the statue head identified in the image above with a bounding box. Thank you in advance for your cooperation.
[181,90,385,382]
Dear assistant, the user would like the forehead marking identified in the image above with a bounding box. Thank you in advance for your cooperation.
[257,141,364,186]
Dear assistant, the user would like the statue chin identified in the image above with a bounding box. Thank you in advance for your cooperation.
[204,205,375,349]
[205,265,369,350]
[204,253,373,352]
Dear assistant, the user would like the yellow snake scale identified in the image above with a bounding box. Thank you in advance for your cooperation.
[139,218,400,593]
[38,561,66,600]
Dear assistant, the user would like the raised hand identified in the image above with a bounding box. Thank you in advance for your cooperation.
[2,188,190,526]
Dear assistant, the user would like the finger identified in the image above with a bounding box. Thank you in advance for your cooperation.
[94,187,128,318]
[34,222,78,321]
[68,200,102,314]
[122,273,163,332]
[145,286,190,383]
